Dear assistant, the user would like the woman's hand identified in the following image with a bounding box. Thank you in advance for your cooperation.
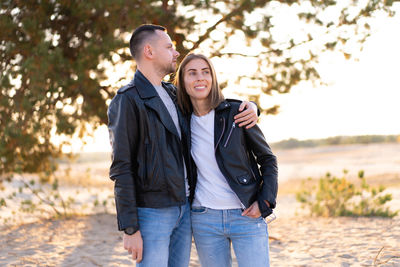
[234,101,258,129]
[242,200,271,218]
[241,201,261,218]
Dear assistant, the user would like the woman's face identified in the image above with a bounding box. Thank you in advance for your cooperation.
[183,58,213,102]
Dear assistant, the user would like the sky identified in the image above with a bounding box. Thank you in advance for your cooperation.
[74,5,400,153]
[221,7,400,143]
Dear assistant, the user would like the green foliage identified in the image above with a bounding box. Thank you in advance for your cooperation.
[0,198,6,207]
[0,1,397,175]
[272,135,400,150]
[296,170,398,218]
[20,199,36,213]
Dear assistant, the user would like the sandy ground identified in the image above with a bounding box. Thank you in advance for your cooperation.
[1,143,399,266]
[0,196,399,267]
[275,143,400,183]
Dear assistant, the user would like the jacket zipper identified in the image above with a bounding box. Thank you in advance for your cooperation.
[223,122,236,148]
[214,117,225,152]
[214,117,246,209]
[250,166,257,182]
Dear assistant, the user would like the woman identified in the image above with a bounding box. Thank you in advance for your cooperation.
[175,53,278,267]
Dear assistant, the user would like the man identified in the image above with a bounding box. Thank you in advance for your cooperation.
[107,24,258,267]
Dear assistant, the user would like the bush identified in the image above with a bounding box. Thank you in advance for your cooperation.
[296,170,398,217]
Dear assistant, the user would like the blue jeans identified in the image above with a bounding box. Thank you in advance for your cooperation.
[191,207,270,267]
[136,201,191,267]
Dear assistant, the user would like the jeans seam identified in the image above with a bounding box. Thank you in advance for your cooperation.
[223,210,227,235]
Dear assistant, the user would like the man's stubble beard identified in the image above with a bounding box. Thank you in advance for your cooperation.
[159,62,176,77]
[166,61,176,76]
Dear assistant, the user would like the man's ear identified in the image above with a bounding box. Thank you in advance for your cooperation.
[143,44,153,59]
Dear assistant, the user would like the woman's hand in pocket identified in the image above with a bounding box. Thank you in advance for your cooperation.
[241,201,261,218]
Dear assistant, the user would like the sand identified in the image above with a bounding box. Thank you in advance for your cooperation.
[1,143,399,266]
[1,193,399,267]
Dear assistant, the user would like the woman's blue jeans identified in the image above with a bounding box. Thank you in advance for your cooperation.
[136,201,192,267]
[191,207,270,267]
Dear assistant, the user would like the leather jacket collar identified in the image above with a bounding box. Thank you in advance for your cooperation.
[119,70,175,100]
[215,100,231,112]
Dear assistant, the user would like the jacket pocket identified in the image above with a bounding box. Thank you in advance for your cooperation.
[137,139,149,187]
[139,140,165,192]
[236,174,253,185]
[143,143,150,188]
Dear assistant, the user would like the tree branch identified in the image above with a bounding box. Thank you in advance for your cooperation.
[191,3,247,51]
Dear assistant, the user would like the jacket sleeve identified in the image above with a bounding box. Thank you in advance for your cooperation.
[244,125,278,217]
[107,93,139,232]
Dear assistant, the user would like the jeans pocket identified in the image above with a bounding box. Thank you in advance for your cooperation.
[242,215,263,222]
[191,206,208,214]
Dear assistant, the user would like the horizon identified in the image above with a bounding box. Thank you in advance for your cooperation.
[67,132,400,154]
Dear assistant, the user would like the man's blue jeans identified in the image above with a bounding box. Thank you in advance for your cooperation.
[136,201,191,267]
[191,207,270,267]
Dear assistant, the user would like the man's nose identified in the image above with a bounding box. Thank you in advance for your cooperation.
[174,50,180,57]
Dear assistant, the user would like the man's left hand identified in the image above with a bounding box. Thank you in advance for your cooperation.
[234,101,258,129]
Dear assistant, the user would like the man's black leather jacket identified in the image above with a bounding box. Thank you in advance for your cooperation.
[184,99,278,218]
[107,70,193,233]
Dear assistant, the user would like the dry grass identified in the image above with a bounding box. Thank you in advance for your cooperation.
[53,152,111,188]
[278,172,400,195]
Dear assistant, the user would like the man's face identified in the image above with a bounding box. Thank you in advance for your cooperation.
[152,30,180,75]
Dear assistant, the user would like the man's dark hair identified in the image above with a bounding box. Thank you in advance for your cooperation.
[129,24,166,60]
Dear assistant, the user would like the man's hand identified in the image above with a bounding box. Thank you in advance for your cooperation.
[241,201,261,218]
[123,230,143,263]
[234,101,258,129]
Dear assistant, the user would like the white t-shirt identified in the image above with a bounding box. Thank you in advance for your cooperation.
[191,110,243,209]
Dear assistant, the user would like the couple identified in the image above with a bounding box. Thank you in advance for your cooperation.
[108,24,278,267]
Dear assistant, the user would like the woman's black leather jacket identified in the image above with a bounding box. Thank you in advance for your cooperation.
[185,99,278,218]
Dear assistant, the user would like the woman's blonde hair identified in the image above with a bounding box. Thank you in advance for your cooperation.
[175,53,224,114]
